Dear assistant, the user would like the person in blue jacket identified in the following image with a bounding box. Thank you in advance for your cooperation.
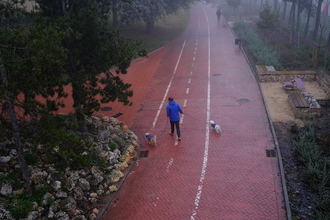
[166,97,183,141]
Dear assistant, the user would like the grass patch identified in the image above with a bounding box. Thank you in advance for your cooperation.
[294,125,330,218]
[120,8,190,52]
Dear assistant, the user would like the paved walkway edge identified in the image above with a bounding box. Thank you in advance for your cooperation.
[229,27,292,220]
[97,149,139,220]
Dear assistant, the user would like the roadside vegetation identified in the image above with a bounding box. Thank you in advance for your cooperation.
[120,8,190,52]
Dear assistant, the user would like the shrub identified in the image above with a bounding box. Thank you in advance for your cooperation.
[6,194,34,219]
[233,22,282,70]
[293,125,330,216]
[257,4,279,29]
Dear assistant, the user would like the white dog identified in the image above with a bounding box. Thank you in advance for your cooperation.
[144,133,157,146]
[210,120,222,135]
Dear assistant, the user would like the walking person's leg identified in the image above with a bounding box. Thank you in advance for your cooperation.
[170,121,175,136]
[174,121,181,140]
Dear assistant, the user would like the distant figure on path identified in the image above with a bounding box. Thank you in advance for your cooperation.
[166,97,183,141]
[216,7,222,23]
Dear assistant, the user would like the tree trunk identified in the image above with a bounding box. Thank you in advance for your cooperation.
[313,0,324,41]
[304,0,312,38]
[145,18,155,33]
[282,1,287,20]
[296,0,302,47]
[0,58,32,195]
[71,77,87,131]
[290,0,296,44]
[112,0,118,28]
[273,0,279,12]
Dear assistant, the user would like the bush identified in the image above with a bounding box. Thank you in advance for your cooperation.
[233,22,282,70]
[293,125,330,216]
[257,4,279,29]
[6,194,34,219]
[34,116,95,170]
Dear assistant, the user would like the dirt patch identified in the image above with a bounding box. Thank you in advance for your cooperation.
[261,82,328,126]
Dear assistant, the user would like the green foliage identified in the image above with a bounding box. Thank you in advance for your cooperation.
[293,125,330,217]
[119,0,194,33]
[6,184,51,219]
[33,116,95,170]
[109,142,118,151]
[0,171,24,190]
[6,194,33,219]
[24,151,38,165]
[226,0,241,9]
[120,8,190,52]
[257,4,278,29]
[233,22,282,69]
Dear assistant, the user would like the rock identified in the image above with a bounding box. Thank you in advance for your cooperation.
[91,166,104,185]
[9,149,17,156]
[0,156,11,163]
[63,197,77,216]
[89,192,97,198]
[92,208,99,215]
[109,170,124,183]
[32,202,38,210]
[12,188,24,195]
[42,192,55,206]
[115,162,128,171]
[27,211,39,220]
[89,198,98,204]
[55,211,69,220]
[53,180,62,191]
[49,200,61,213]
[0,204,13,219]
[78,178,90,191]
[31,169,48,184]
[47,209,55,218]
[73,187,84,201]
[73,215,87,220]
[89,213,97,220]
[96,189,104,195]
[1,184,12,196]
[56,191,68,198]
[109,185,118,192]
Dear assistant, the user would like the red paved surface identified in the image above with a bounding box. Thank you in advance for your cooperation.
[103,3,286,220]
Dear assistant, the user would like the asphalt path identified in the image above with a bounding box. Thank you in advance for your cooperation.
[103,3,285,220]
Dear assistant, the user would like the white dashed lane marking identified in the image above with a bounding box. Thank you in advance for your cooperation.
[186,88,190,94]
[183,99,188,107]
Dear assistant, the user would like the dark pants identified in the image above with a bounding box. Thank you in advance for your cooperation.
[170,121,181,138]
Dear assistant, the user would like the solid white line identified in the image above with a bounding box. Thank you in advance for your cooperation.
[151,41,186,129]
[186,88,190,94]
[190,6,211,220]
[183,99,188,107]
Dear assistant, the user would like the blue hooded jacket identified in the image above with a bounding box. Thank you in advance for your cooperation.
[166,101,183,122]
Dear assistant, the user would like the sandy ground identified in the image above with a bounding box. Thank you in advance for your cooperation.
[261,82,328,126]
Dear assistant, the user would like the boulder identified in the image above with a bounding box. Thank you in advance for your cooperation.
[31,169,48,184]
[52,181,62,191]
[0,184,12,196]
[0,156,11,163]
[78,178,90,191]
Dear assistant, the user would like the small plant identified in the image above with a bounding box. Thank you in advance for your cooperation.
[6,194,33,219]
[108,142,118,151]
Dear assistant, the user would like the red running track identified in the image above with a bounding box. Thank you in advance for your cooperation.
[103,3,285,220]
